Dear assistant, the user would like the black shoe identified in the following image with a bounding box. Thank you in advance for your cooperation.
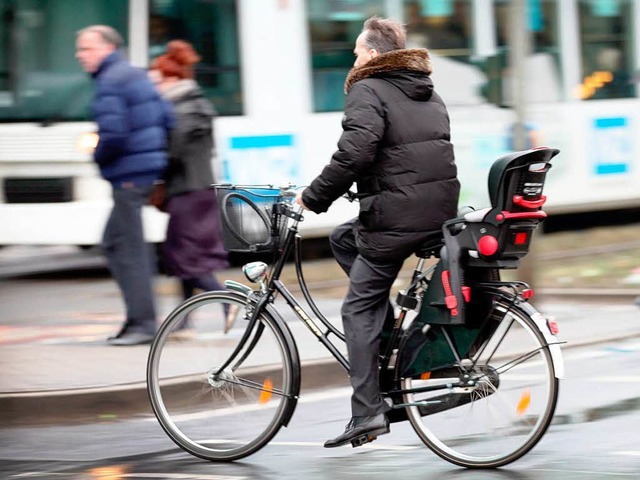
[324,413,390,448]
[107,331,154,346]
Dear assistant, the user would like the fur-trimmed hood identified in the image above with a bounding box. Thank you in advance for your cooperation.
[344,48,433,98]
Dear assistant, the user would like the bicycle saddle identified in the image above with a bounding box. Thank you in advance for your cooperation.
[415,231,444,259]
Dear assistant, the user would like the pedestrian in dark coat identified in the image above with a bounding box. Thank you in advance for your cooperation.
[76,25,174,346]
[296,16,460,448]
[150,41,232,335]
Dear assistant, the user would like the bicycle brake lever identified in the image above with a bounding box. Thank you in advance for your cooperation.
[276,202,304,221]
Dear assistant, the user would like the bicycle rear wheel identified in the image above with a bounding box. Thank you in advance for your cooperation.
[402,300,559,468]
[147,290,299,462]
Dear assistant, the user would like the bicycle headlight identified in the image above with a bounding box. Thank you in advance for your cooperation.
[243,261,268,283]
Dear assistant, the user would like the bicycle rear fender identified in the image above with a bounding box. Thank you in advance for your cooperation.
[511,301,565,379]
[225,280,302,426]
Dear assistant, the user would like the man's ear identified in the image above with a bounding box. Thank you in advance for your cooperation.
[370,49,379,58]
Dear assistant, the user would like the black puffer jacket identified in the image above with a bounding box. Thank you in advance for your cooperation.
[302,48,460,261]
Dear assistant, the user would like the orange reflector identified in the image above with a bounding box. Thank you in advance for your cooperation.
[420,372,432,380]
[259,378,273,404]
[516,389,531,416]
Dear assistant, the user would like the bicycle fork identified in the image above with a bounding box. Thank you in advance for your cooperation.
[211,288,270,378]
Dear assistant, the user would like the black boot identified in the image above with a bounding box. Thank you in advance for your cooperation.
[324,413,390,448]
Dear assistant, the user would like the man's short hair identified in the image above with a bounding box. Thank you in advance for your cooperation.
[77,25,124,48]
[362,16,406,53]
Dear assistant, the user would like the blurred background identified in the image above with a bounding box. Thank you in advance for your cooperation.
[0,0,638,278]
[1,4,639,478]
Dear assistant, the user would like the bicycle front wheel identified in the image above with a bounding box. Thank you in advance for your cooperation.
[402,300,559,468]
[147,290,299,462]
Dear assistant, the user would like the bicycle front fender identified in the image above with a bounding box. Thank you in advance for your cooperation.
[225,279,253,296]
[515,301,565,379]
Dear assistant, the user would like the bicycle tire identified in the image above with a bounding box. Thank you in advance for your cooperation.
[147,290,299,461]
[401,299,559,468]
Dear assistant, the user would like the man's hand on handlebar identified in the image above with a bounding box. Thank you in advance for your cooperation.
[295,188,356,210]
[295,191,309,210]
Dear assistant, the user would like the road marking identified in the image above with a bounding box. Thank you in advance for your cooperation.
[298,387,351,403]
[143,400,279,423]
[563,350,609,361]
[605,343,640,353]
[268,441,419,451]
[615,451,640,456]
[118,475,246,479]
[586,376,640,383]
[142,387,352,423]
[532,469,637,477]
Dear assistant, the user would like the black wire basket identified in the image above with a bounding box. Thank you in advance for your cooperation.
[215,186,289,253]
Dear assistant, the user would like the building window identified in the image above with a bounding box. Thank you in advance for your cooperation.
[149,0,242,115]
[577,0,634,100]
[0,0,127,122]
[307,0,384,112]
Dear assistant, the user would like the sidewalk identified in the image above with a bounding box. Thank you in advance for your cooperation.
[1,223,639,427]
[0,270,638,428]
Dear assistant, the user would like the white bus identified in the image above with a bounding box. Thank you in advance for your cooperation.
[1,0,639,246]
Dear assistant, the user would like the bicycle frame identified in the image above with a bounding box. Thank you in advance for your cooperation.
[219,198,564,407]
[223,210,351,373]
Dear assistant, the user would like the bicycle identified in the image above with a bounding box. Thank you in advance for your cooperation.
[147,147,564,469]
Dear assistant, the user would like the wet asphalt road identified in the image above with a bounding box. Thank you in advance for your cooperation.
[1,338,639,480]
[1,246,639,478]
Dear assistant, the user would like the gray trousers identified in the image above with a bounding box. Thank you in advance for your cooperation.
[103,186,157,335]
[330,219,404,417]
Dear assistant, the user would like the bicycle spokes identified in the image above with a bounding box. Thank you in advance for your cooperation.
[147,291,297,461]
[402,301,558,468]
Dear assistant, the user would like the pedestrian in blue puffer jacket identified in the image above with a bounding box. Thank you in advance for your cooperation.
[76,25,174,346]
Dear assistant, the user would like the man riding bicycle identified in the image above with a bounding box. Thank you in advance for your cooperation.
[296,16,460,448]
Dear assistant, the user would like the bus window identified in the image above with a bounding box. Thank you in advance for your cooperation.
[484,0,561,105]
[0,0,127,122]
[149,0,242,115]
[577,0,635,100]
[402,1,479,106]
[307,0,384,112]
[404,0,472,60]
[496,0,560,59]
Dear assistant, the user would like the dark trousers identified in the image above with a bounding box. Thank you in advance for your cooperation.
[181,275,225,301]
[330,219,404,417]
[103,186,157,335]
[177,275,226,330]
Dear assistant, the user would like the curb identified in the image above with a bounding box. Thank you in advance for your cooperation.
[0,360,348,428]
[2,331,640,428]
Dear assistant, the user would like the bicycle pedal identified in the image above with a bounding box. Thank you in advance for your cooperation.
[350,434,377,448]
